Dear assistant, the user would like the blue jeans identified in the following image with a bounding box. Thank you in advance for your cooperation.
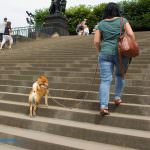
[98,53,129,109]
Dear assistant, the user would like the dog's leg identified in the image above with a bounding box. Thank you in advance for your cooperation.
[29,103,33,117]
[33,105,37,117]
[45,93,48,106]
[33,102,38,117]
[29,93,34,117]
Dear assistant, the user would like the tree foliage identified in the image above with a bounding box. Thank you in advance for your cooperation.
[34,8,49,26]
[120,0,150,31]
[65,5,92,34]
[33,0,150,34]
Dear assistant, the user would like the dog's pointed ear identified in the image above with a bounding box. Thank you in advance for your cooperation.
[45,78,48,83]
[38,75,43,79]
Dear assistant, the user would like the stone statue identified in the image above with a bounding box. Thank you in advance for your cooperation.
[49,0,67,14]
[44,0,69,36]
[60,0,67,13]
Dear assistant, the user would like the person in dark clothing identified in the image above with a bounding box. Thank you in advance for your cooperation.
[0,21,13,49]
[0,18,7,42]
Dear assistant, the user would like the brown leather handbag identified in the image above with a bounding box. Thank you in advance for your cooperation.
[118,17,140,78]
[118,17,140,57]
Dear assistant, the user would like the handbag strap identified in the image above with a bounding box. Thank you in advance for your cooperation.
[120,17,124,36]
[118,17,126,78]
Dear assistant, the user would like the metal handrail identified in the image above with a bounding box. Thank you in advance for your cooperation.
[12,26,56,41]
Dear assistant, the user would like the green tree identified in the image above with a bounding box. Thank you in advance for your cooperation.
[121,0,150,30]
[33,0,150,34]
[65,4,107,34]
[65,5,92,34]
[34,8,49,26]
[92,3,106,21]
[90,3,106,32]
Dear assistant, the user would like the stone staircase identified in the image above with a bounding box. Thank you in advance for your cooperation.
[0,32,150,150]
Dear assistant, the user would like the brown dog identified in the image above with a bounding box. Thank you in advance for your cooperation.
[29,75,49,117]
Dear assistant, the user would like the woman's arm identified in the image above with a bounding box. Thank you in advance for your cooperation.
[94,30,101,53]
[9,28,13,36]
[124,22,135,40]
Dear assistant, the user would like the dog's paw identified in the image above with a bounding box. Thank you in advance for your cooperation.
[29,114,33,118]
[45,104,48,107]
[33,111,36,117]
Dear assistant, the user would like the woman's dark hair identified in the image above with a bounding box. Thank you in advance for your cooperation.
[103,2,121,19]
[6,21,11,28]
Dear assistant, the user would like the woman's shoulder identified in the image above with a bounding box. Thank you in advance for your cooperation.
[98,20,105,26]
[122,17,128,23]
[99,20,105,23]
[96,20,106,31]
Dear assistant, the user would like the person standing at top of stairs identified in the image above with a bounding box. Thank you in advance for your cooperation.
[0,17,7,42]
[0,21,13,50]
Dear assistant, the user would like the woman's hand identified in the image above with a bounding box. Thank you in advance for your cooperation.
[94,30,101,53]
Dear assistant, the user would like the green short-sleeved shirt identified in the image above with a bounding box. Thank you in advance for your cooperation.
[96,17,128,55]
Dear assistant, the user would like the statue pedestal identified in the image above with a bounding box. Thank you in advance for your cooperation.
[43,14,69,36]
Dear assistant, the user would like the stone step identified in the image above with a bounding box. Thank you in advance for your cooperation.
[8,49,96,53]
[1,58,96,62]
[1,98,150,131]
[1,55,150,61]
[1,66,150,74]
[0,63,97,68]
[1,56,150,61]
[0,70,150,79]
[0,48,149,53]
[0,64,143,71]
[22,63,150,69]
[0,54,95,58]
[0,32,149,150]
[0,112,150,150]
[0,124,137,150]
[1,46,149,50]
[0,90,150,109]
[0,53,148,60]
[0,83,149,96]
[0,81,150,102]
[0,144,29,150]
[16,42,150,48]
[0,78,150,91]
[49,88,150,100]
[0,99,150,120]
[0,56,150,61]
[0,70,102,77]
[0,73,150,83]
[0,61,150,66]
[0,49,94,53]
[0,63,149,69]
[0,51,95,54]
[0,67,149,77]
[0,54,133,59]
[0,74,104,84]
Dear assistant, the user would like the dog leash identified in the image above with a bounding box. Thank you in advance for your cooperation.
[49,62,99,109]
